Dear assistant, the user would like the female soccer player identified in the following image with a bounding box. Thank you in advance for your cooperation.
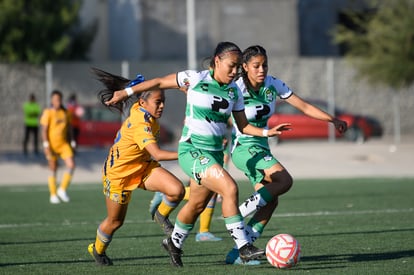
[106,41,291,267]
[225,45,348,265]
[87,69,185,266]
[40,90,76,204]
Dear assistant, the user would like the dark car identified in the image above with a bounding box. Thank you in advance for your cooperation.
[77,105,174,147]
[267,99,383,143]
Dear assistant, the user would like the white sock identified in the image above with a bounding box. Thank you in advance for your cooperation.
[225,219,249,249]
[239,192,268,217]
[232,225,262,249]
[171,221,192,249]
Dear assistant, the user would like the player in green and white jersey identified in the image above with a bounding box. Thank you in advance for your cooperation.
[106,42,290,267]
[225,45,348,265]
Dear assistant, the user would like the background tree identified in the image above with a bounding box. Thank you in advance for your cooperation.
[333,0,414,144]
[0,0,96,64]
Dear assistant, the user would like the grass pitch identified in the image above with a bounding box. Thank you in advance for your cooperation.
[0,178,413,274]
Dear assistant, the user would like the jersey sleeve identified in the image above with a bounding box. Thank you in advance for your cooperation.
[176,70,202,89]
[270,76,293,99]
[232,85,245,112]
[39,109,50,126]
[133,117,158,149]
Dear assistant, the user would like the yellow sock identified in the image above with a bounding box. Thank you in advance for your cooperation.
[157,200,175,217]
[48,176,57,196]
[60,172,72,190]
[184,186,190,201]
[95,228,112,254]
[199,206,214,233]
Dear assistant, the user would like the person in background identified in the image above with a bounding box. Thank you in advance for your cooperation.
[23,93,41,156]
[66,93,84,145]
[40,90,76,204]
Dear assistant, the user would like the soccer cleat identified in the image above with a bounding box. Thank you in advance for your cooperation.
[234,256,261,265]
[50,195,60,204]
[153,210,174,236]
[149,192,163,218]
[225,248,239,264]
[238,243,265,263]
[162,237,183,267]
[57,188,70,203]
[195,232,222,242]
[88,243,113,266]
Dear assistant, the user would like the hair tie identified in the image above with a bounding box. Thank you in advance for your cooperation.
[127,74,145,87]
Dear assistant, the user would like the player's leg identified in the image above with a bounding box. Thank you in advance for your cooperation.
[46,152,59,204]
[195,166,264,262]
[144,166,185,236]
[88,196,129,266]
[57,156,75,202]
[148,191,163,217]
[163,179,212,267]
[196,193,222,241]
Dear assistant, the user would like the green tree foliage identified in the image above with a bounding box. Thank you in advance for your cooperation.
[0,0,96,64]
[334,0,414,89]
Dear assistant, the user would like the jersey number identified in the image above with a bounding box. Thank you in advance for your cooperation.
[211,96,229,112]
[255,105,271,120]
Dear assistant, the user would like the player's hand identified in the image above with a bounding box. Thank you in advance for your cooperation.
[105,89,128,106]
[333,118,347,134]
[70,140,77,149]
[268,123,292,137]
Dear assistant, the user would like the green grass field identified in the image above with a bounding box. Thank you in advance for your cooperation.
[0,178,413,274]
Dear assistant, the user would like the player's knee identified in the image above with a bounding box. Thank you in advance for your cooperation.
[270,170,293,194]
[166,184,185,202]
[219,182,238,201]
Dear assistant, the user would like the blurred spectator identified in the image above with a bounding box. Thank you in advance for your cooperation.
[66,93,84,144]
[23,93,41,156]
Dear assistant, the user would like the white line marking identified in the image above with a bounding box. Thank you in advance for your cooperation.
[1,208,412,229]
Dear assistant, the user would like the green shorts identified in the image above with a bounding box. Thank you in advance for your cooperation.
[231,143,278,186]
[178,141,224,183]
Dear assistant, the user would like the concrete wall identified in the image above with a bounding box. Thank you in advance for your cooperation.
[1,59,413,151]
[80,0,299,61]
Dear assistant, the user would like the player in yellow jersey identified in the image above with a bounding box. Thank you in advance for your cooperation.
[40,90,76,204]
[87,68,185,266]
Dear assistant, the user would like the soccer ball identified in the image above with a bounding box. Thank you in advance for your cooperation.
[266,233,301,269]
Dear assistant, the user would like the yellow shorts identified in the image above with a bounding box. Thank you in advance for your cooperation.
[102,160,160,204]
[47,143,74,161]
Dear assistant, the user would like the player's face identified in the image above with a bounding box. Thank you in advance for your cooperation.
[50,94,62,109]
[139,90,165,119]
[243,55,268,87]
[214,52,241,84]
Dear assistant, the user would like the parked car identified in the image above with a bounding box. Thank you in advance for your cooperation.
[267,99,383,143]
[77,104,174,147]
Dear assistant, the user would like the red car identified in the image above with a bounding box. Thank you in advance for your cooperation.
[77,104,174,147]
[267,99,382,143]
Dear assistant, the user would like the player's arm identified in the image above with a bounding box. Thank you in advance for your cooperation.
[41,124,51,153]
[232,110,291,137]
[285,94,347,133]
[144,142,178,161]
[106,74,180,105]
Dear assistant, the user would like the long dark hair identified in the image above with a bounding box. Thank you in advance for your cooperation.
[201,41,242,69]
[91,67,149,113]
[241,45,268,87]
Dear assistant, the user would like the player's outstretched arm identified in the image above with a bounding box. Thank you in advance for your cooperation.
[106,74,179,106]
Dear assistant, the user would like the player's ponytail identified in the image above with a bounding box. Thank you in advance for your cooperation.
[91,67,143,113]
